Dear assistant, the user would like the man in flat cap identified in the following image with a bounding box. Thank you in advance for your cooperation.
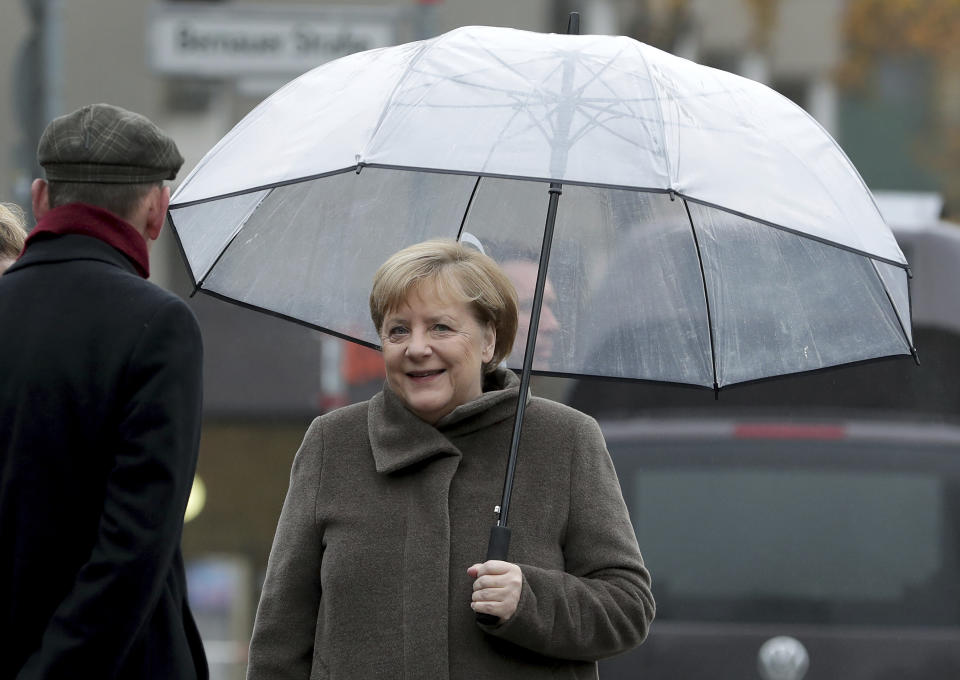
[0,104,208,680]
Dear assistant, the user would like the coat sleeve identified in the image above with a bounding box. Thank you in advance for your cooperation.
[483,414,655,661]
[16,298,204,680]
[247,419,325,680]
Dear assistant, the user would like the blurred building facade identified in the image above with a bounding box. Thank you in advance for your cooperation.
[2,1,956,678]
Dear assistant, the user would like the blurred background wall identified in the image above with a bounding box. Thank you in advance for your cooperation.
[2,1,957,677]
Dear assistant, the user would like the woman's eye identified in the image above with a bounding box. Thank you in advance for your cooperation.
[386,326,409,341]
[432,324,453,334]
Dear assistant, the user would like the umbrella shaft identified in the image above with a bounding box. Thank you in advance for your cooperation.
[497,182,563,528]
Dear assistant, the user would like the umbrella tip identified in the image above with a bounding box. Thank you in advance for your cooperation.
[911,347,921,366]
[567,12,580,35]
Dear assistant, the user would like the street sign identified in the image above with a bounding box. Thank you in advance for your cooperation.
[148,3,409,78]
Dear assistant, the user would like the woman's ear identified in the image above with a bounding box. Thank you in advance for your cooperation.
[482,323,496,364]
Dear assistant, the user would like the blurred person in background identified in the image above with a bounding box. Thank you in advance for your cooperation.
[0,104,207,680]
[500,256,560,370]
[475,239,561,371]
[0,201,27,274]
[247,238,653,680]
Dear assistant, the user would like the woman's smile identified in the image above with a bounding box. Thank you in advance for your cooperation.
[407,368,444,378]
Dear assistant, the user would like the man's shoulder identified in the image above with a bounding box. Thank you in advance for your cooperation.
[90,265,198,330]
[130,275,193,310]
[59,263,201,351]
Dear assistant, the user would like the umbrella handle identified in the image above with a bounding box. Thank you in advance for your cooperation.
[475,524,512,626]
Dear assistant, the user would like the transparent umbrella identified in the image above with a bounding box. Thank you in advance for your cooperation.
[168,22,916,598]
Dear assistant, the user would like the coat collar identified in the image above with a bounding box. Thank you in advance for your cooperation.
[8,231,141,278]
[22,203,150,278]
[368,368,524,474]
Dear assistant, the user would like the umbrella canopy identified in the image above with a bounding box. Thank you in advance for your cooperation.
[169,24,914,391]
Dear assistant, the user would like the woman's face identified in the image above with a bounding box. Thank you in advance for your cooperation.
[381,283,496,424]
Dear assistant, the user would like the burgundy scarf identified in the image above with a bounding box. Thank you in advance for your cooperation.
[25,203,150,278]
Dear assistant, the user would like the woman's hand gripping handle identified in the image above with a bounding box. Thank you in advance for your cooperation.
[469,525,520,625]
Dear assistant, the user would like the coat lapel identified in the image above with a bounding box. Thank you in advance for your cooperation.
[368,386,462,474]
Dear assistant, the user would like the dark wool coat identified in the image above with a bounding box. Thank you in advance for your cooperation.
[248,369,654,680]
[0,231,207,680]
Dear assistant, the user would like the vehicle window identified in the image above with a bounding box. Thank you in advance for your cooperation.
[613,442,960,626]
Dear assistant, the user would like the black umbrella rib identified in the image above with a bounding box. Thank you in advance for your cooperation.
[681,194,911,270]
[168,166,359,210]
[349,162,675,193]
[866,257,920,365]
[197,288,384,352]
[193,189,274,294]
[682,196,720,396]
[903,262,919,364]
[169,162,675,211]
[456,176,483,243]
[166,212,200,294]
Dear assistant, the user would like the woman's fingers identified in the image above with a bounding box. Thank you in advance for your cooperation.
[468,560,522,621]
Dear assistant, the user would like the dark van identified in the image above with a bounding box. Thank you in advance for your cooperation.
[597,418,960,680]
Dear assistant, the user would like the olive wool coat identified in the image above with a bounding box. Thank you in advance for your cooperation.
[247,369,654,680]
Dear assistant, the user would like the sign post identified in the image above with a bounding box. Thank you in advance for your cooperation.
[148,3,411,79]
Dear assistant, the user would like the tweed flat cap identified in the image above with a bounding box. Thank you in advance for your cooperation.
[38,103,184,184]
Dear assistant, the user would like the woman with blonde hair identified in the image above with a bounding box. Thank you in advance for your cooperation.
[0,202,27,274]
[248,238,654,680]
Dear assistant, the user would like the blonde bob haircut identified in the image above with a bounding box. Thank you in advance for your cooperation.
[370,239,519,373]
[0,202,27,260]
